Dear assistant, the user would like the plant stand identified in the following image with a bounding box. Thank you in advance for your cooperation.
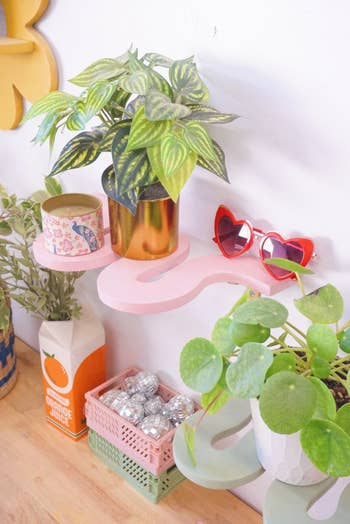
[172,399,350,523]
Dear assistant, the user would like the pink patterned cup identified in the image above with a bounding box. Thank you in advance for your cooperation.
[41,193,104,256]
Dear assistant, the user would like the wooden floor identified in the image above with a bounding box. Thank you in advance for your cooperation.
[0,340,261,524]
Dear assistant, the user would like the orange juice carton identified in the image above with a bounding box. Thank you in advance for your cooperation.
[39,308,105,440]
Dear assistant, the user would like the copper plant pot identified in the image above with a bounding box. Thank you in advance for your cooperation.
[108,195,179,260]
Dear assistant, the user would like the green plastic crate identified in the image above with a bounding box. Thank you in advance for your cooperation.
[88,429,184,503]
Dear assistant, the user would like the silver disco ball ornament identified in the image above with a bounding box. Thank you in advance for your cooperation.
[131,392,147,404]
[109,391,130,411]
[117,400,144,425]
[138,414,172,440]
[133,371,159,398]
[124,375,139,396]
[144,395,164,416]
[166,394,195,424]
[99,388,129,408]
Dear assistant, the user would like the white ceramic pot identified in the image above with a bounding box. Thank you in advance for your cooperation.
[250,399,328,486]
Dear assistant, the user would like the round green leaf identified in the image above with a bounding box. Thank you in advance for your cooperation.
[233,298,288,328]
[335,403,350,436]
[264,257,314,275]
[307,324,338,361]
[180,337,223,393]
[294,284,344,324]
[231,319,270,346]
[301,419,350,476]
[311,355,331,379]
[308,377,336,420]
[211,317,235,355]
[226,342,273,398]
[265,353,296,380]
[338,328,350,353]
[259,372,316,434]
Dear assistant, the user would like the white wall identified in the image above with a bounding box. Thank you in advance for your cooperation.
[1,0,350,512]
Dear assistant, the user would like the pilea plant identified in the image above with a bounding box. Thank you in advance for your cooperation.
[0,180,84,321]
[21,48,238,213]
[180,258,350,476]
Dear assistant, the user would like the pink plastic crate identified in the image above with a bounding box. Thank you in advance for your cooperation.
[85,367,195,475]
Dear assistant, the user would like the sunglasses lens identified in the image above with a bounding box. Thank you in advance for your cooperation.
[218,216,251,256]
[262,237,304,278]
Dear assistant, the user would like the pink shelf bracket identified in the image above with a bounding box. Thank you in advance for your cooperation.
[96,235,292,314]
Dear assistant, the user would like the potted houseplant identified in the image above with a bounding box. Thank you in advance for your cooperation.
[0,280,16,398]
[179,259,350,485]
[0,181,106,438]
[21,48,238,260]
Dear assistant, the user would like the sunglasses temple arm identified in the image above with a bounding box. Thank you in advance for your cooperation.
[212,237,218,243]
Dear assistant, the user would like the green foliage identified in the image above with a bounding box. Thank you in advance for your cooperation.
[180,337,223,393]
[183,423,197,466]
[226,343,273,398]
[0,285,10,331]
[178,274,350,478]
[300,419,350,476]
[234,297,288,328]
[260,372,316,434]
[307,324,338,361]
[264,257,314,275]
[338,328,350,353]
[294,284,344,324]
[211,317,235,355]
[0,185,83,321]
[22,48,236,214]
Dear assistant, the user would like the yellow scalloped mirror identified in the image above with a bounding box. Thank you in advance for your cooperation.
[0,0,57,130]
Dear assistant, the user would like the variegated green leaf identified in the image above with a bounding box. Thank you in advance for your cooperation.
[45,177,63,196]
[197,140,229,182]
[142,52,174,67]
[113,148,156,195]
[185,105,239,124]
[183,121,216,160]
[21,91,77,123]
[126,96,145,116]
[126,106,172,151]
[69,56,127,86]
[118,71,151,95]
[49,129,104,176]
[147,143,197,201]
[106,87,131,118]
[85,81,117,117]
[169,59,209,103]
[66,101,87,130]
[160,132,189,177]
[32,112,61,145]
[99,120,131,152]
[128,51,173,98]
[145,90,191,121]
[101,164,141,214]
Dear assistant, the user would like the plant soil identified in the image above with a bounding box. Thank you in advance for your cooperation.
[324,379,350,409]
[140,182,169,201]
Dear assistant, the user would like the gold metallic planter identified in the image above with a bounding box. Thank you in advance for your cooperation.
[108,196,179,260]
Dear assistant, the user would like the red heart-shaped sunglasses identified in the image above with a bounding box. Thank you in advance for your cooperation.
[213,206,314,280]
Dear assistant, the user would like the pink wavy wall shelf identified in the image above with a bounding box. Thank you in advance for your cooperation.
[96,235,292,314]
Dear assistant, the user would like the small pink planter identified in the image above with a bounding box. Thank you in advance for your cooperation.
[41,193,104,256]
[85,367,199,475]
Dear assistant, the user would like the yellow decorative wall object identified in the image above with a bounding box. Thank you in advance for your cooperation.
[0,0,58,130]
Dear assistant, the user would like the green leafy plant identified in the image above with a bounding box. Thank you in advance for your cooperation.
[0,180,84,321]
[21,49,238,213]
[0,281,10,331]
[180,259,350,476]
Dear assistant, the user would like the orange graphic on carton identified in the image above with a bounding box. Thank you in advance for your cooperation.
[39,309,106,440]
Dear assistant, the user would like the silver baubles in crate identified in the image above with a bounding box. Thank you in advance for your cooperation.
[99,389,129,409]
[144,395,164,416]
[117,399,144,425]
[166,394,195,424]
[139,414,172,440]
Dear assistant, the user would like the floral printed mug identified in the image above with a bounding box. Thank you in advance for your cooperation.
[41,194,104,256]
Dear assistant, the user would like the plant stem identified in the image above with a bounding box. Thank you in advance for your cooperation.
[337,319,350,334]
[285,321,307,340]
[282,324,307,348]
[194,391,223,430]
[295,273,306,296]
